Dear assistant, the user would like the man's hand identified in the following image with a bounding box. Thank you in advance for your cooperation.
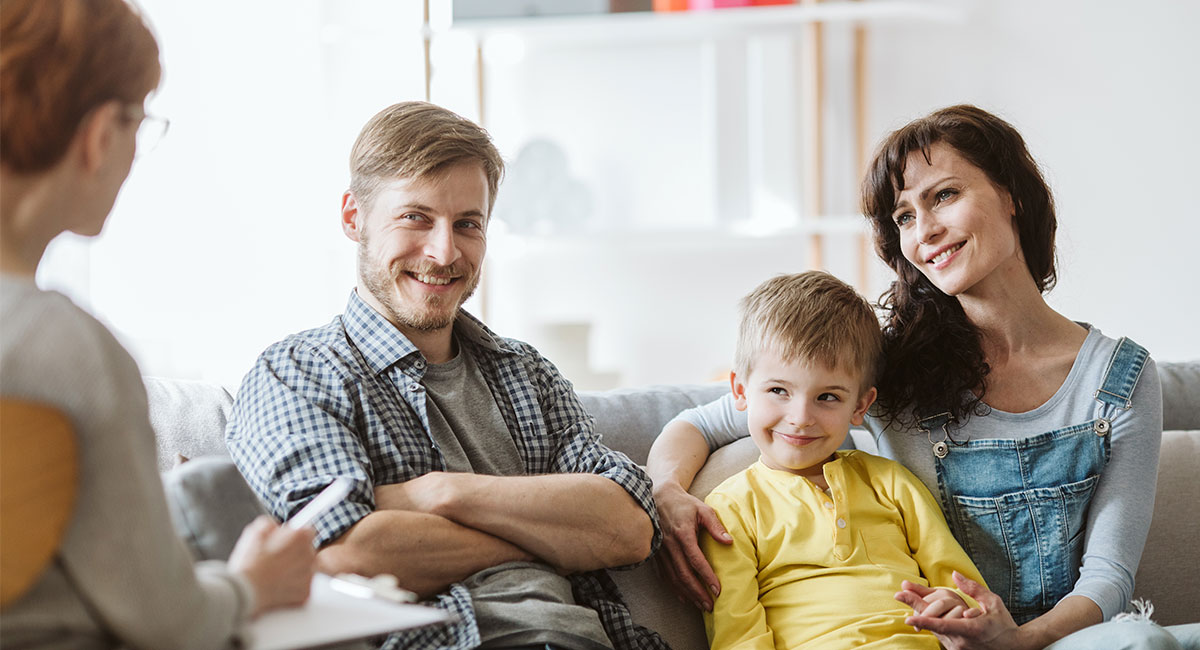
[652,480,731,612]
[895,571,1022,650]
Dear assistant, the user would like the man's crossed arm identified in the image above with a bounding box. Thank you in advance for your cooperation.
[317,472,653,598]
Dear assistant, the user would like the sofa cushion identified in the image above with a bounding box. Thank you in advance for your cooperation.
[145,376,235,471]
[579,383,727,466]
[1133,429,1200,626]
[1159,361,1199,432]
[162,455,265,561]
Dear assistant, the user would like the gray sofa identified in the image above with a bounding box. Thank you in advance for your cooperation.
[152,362,1199,649]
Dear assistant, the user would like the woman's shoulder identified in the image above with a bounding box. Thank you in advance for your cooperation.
[1075,322,1156,362]
[1,283,145,415]
[1072,324,1159,400]
[2,286,123,362]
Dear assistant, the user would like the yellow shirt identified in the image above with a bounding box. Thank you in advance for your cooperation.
[702,450,986,649]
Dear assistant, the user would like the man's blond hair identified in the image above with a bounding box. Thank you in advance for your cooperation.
[734,271,882,392]
[349,101,504,212]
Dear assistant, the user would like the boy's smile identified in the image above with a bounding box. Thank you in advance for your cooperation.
[732,353,876,488]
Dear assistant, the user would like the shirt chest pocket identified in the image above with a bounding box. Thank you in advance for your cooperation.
[859,522,919,574]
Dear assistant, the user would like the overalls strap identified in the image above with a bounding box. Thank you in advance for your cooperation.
[1094,337,1150,411]
[917,412,953,432]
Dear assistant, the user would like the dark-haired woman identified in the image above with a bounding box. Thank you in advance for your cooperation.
[1,1,315,647]
[647,105,1197,648]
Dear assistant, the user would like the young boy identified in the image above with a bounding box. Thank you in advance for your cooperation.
[702,271,985,649]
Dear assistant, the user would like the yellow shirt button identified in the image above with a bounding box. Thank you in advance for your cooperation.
[823,501,835,510]
[836,518,846,529]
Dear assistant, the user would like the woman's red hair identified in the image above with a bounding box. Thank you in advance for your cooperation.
[1,0,160,172]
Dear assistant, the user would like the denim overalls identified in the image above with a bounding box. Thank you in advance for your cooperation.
[918,338,1149,624]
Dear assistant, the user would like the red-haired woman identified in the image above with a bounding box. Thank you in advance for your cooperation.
[1,1,315,647]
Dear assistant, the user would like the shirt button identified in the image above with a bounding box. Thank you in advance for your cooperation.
[836,518,846,529]
[823,501,835,510]
[409,384,422,392]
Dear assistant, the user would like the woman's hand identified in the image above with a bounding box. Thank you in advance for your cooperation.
[228,515,317,617]
[895,571,1022,650]
[652,480,732,611]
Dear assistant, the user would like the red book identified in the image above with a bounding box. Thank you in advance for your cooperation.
[689,0,751,7]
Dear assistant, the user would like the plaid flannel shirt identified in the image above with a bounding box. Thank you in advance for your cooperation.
[226,291,666,650]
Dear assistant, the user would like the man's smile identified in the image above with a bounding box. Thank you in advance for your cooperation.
[407,271,457,287]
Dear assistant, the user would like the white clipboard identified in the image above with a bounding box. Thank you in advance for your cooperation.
[245,573,451,650]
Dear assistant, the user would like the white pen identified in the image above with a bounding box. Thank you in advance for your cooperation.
[286,477,353,529]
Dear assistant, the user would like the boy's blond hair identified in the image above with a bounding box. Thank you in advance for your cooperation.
[734,271,882,392]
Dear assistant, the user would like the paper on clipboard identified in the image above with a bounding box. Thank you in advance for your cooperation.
[246,573,451,650]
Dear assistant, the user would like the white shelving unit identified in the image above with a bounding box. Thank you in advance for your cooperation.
[417,2,957,387]
[445,2,956,45]
[427,1,957,288]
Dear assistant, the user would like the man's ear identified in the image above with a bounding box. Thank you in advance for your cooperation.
[77,102,123,174]
[341,191,363,243]
[851,387,878,426]
[730,371,749,412]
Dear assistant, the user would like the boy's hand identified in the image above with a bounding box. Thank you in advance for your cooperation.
[897,581,975,620]
[895,571,1022,650]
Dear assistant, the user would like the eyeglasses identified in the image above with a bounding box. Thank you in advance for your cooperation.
[122,105,170,157]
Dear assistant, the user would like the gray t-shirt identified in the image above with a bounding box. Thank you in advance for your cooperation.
[675,325,1162,621]
[422,348,522,476]
[422,342,613,650]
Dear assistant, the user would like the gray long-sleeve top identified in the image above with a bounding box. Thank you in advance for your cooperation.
[1,274,254,650]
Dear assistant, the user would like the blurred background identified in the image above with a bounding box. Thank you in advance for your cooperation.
[39,0,1200,391]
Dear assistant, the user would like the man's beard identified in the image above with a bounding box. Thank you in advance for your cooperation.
[358,238,479,332]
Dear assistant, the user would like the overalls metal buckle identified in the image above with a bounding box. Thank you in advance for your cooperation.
[917,412,957,458]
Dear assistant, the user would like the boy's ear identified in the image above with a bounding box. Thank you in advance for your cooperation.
[851,387,878,426]
[730,371,749,412]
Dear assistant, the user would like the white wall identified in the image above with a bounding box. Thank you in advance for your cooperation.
[39,0,1198,391]
[39,0,432,389]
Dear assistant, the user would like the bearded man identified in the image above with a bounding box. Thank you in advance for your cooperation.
[226,102,665,650]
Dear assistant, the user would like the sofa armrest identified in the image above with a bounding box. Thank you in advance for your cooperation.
[162,456,266,562]
[145,377,235,471]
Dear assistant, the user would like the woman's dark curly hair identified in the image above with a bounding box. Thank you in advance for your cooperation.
[861,105,1058,428]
